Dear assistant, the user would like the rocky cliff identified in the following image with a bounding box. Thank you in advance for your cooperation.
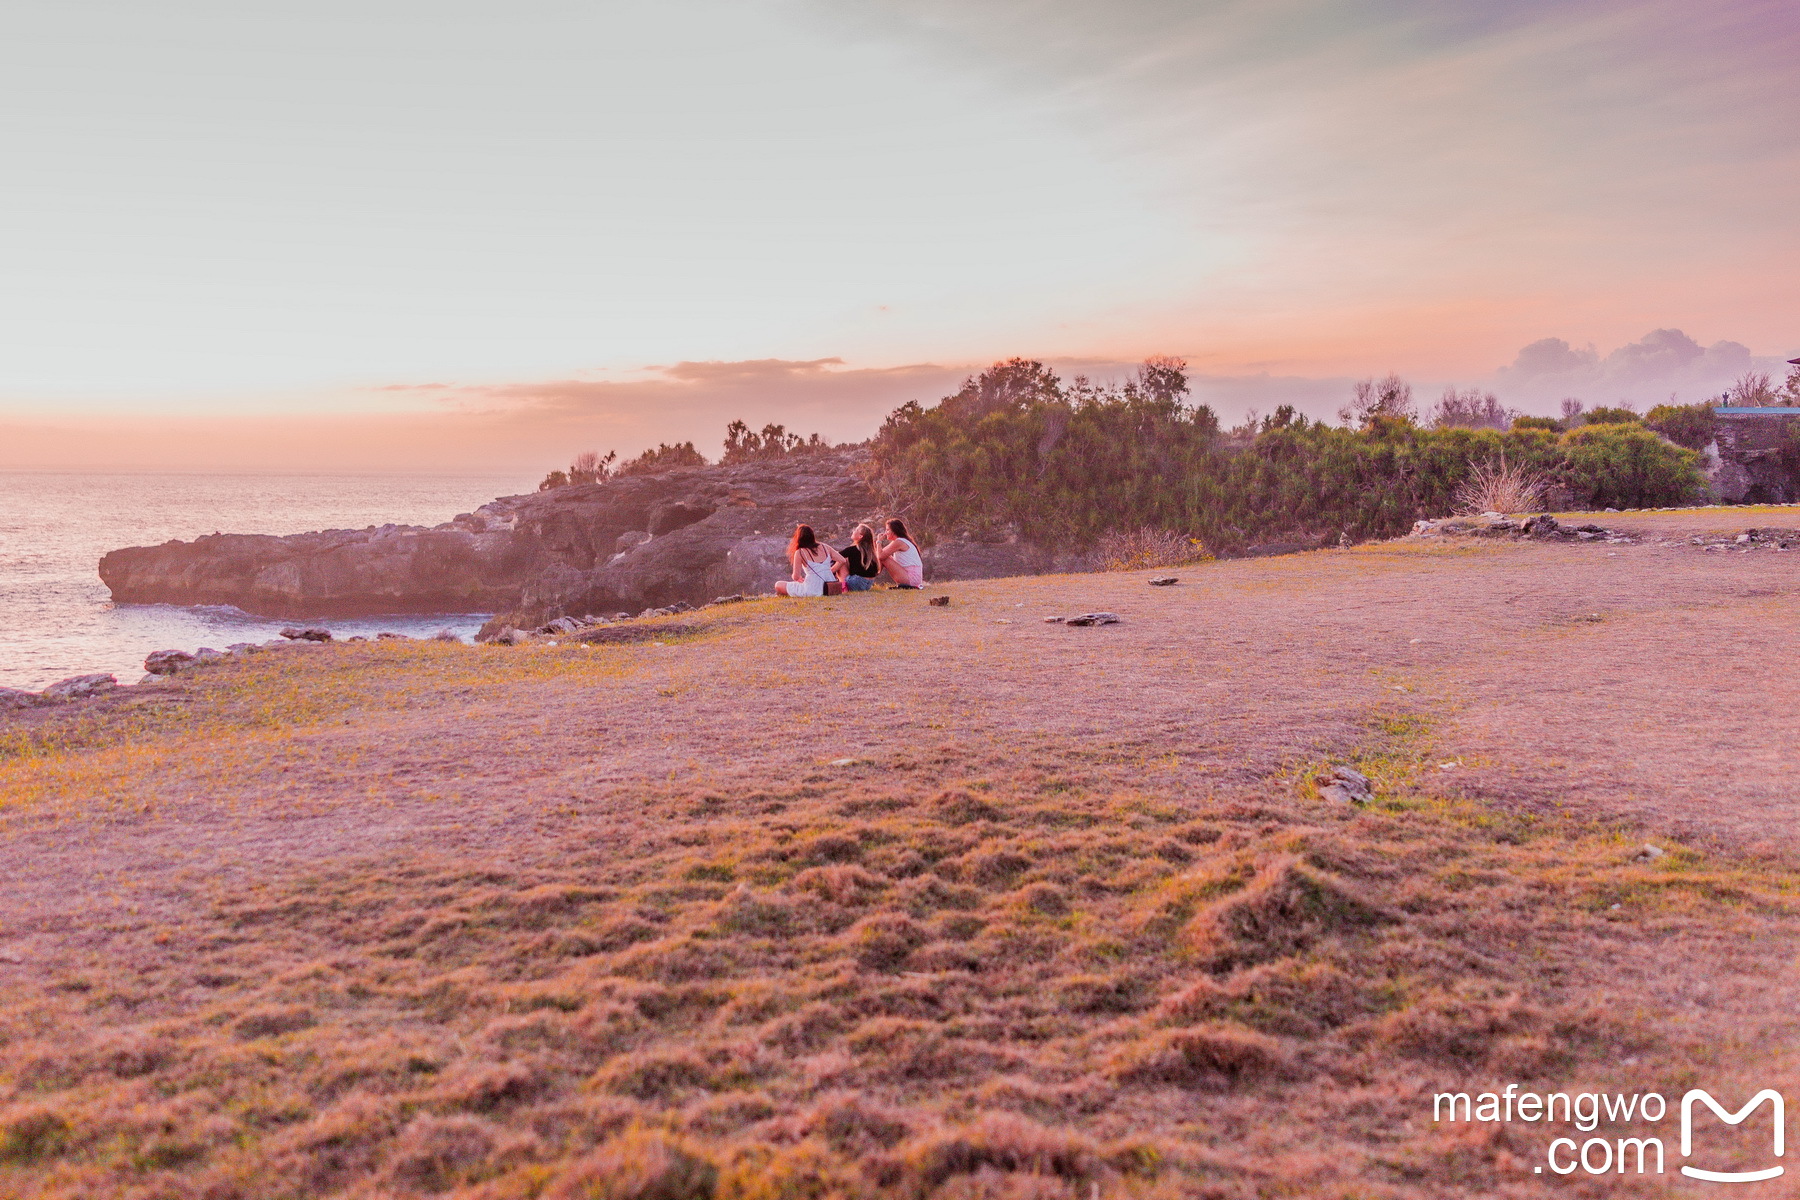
[100,451,1070,629]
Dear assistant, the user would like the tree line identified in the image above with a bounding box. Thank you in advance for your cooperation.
[862,357,1715,550]
[536,356,1800,548]
[537,421,833,490]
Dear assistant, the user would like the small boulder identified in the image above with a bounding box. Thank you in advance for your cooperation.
[143,649,195,676]
[1148,576,1179,586]
[493,627,527,646]
[1633,844,1666,863]
[43,673,117,701]
[928,596,950,607]
[192,648,226,664]
[1317,765,1373,805]
[375,632,410,641]
[1064,612,1121,626]
[1520,514,1559,536]
[279,627,332,642]
[0,687,42,711]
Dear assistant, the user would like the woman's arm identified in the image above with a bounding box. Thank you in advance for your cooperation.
[789,551,806,582]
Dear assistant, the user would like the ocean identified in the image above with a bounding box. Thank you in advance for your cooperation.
[0,471,538,691]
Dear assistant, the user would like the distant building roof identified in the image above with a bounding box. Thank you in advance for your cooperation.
[1715,406,1800,415]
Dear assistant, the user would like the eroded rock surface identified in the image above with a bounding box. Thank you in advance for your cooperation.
[100,451,1080,629]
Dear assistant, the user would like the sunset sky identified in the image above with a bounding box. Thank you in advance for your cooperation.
[2,0,1796,471]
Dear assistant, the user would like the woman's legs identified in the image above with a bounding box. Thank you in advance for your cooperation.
[774,581,791,596]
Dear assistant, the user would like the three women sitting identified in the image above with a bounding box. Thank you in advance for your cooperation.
[774,519,923,596]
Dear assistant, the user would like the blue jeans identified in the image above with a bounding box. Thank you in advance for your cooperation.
[845,574,874,591]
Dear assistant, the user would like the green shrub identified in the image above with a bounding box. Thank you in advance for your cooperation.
[867,359,1583,549]
[617,441,707,477]
[1511,415,1563,433]
[721,421,829,464]
[1645,402,1717,450]
[1582,406,1642,426]
[1557,425,1704,508]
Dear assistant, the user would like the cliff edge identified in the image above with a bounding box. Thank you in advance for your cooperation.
[99,451,1063,628]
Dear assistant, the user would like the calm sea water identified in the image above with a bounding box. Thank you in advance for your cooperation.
[0,472,536,691]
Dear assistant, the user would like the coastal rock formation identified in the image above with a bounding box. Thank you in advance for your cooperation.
[101,451,1081,630]
[99,513,525,617]
[2,673,121,709]
[1706,408,1800,504]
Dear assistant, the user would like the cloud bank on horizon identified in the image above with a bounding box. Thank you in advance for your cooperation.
[6,328,1789,474]
[0,0,1793,469]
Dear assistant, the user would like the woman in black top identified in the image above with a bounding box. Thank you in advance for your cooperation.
[838,524,881,591]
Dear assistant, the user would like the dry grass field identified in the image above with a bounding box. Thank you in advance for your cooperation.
[4,508,1800,1199]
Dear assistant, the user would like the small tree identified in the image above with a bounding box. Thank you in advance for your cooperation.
[569,450,617,485]
[1430,387,1513,430]
[939,358,1064,422]
[1560,398,1586,424]
[1728,371,1777,406]
[539,449,617,490]
[1339,374,1415,427]
[1134,355,1191,407]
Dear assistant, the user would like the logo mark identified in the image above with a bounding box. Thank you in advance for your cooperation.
[1681,1089,1785,1183]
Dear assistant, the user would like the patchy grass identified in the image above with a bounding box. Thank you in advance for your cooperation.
[5,521,1800,1197]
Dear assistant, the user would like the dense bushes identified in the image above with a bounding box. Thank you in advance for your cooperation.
[1558,424,1704,509]
[1644,402,1716,450]
[866,359,1707,550]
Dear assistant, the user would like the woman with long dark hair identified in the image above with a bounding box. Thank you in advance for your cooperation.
[838,523,881,592]
[876,518,925,589]
[774,524,845,596]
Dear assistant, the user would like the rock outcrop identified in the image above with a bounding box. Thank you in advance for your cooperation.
[101,451,1079,630]
[99,511,525,617]
[1706,408,1800,504]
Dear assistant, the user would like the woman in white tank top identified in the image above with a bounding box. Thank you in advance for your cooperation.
[876,518,925,588]
[774,524,846,597]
